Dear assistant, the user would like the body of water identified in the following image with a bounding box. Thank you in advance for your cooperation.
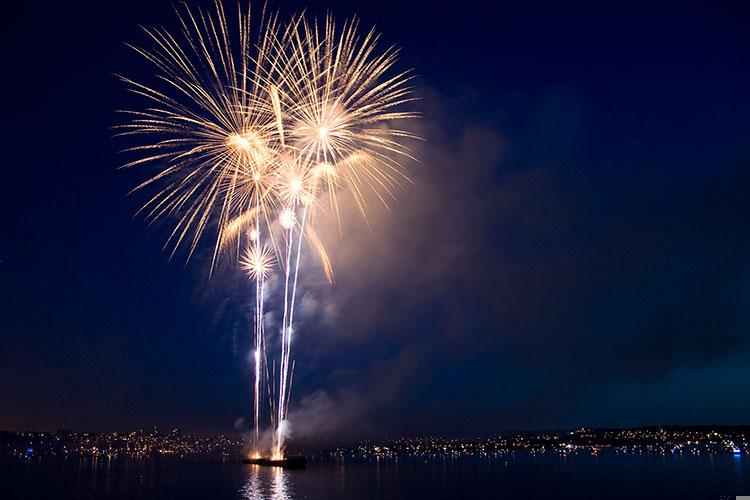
[2,452,749,499]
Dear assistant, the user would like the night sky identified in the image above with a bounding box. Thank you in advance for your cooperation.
[2,0,750,440]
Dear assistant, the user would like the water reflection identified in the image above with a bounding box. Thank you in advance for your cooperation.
[239,465,291,499]
[241,465,262,499]
[271,467,291,500]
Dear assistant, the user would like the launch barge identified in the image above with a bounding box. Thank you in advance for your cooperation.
[242,455,307,469]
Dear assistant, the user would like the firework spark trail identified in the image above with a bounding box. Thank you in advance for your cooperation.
[274,198,295,454]
[274,162,315,454]
[252,200,263,455]
[253,284,261,453]
[279,206,308,451]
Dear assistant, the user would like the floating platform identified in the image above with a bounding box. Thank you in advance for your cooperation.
[242,455,307,469]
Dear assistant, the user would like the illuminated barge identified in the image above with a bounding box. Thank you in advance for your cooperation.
[241,455,307,468]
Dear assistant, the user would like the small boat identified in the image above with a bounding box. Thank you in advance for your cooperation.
[242,455,307,469]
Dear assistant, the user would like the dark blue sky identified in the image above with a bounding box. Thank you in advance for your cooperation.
[1,0,750,439]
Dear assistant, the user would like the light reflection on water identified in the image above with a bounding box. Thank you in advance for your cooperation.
[4,453,750,499]
[239,465,291,500]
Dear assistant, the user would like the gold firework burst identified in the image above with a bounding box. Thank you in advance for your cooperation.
[119,1,419,277]
[116,0,284,268]
[240,244,276,279]
[269,13,420,221]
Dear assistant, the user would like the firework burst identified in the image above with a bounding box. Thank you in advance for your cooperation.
[119,0,418,459]
[115,0,284,268]
[270,13,420,222]
[240,244,276,280]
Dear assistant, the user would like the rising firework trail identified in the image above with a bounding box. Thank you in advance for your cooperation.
[118,0,418,459]
[240,236,274,453]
